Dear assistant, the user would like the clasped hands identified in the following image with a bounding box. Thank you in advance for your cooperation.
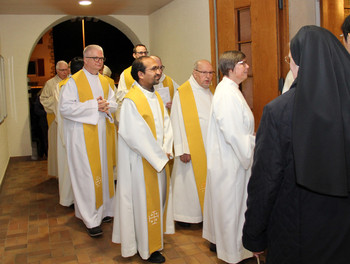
[97,96,110,113]
[180,153,191,163]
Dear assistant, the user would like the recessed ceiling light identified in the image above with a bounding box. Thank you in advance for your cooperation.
[79,1,92,6]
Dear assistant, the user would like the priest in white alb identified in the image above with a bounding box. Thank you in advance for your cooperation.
[54,57,84,208]
[170,60,214,225]
[203,51,255,263]
[112,56,174,264]
[59,45,117,237]
[40,60,69,177]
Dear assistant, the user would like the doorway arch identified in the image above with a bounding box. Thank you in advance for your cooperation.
[27,15,142,159]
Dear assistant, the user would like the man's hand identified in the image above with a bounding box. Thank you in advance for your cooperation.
[97,96,110,113]
[166,101,172,110]
[180,153,191,163]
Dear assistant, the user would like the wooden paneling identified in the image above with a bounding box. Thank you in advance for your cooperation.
[210,0,285,129]
[279,0,290,81]
[321,0,344,38]
[251,0,279,128]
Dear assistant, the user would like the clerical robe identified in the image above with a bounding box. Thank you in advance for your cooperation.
[202,76,255,263]
[53,79,74,207]
[112,83,174,260]
[59,68,117,228]
[115,66,134,123]
[40,74,62,177]
[170,75,212,223]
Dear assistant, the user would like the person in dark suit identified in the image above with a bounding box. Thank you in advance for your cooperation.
[243,25,350,264]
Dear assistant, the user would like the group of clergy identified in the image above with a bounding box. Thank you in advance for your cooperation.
[41,43,255,264]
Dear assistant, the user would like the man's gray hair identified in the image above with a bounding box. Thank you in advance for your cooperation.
[83,44,103,57]
[56,60,68,70]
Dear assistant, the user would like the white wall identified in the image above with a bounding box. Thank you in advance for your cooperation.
[149,0,211,84]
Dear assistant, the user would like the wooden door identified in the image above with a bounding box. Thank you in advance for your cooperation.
[209,0,289,129]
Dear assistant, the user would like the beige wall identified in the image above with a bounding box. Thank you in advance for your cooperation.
[149,0,211,85]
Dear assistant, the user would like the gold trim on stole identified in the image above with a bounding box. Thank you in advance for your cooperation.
[178,81,207,213]
[72,70,114,209]
[124,66,135,90]
[124,86,170,255]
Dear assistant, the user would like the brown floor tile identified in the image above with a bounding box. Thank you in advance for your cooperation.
[0,159,267,264]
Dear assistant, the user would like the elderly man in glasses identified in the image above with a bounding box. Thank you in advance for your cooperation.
[170,60,215,227]
[40,60,69,177]
[59,44,117,237]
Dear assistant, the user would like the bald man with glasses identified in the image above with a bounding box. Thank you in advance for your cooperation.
[170,60,215,227]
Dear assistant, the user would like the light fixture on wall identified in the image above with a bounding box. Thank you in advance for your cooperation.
[79,1,92,6]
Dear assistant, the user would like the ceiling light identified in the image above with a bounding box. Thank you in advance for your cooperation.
[79,1,92,6]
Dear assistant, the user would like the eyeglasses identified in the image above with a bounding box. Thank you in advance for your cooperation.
[57,69,68,71]
[146,66,163,72]
[86,57,106,62]
[135,51,149,55]
[236,60,248,67]
[194,69,215,75]
[284,56,290,64]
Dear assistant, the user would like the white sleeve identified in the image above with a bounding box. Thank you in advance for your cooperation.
[59,78,99,125]
[118,98,169,172]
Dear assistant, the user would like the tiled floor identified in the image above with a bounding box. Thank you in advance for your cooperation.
[0,158,265,264]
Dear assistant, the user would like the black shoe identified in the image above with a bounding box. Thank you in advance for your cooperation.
[147,251,165,263]
[86,226,103,237]
[102,216,113,223]
[69,204,74,209]
[209,242,216,252]
[177,221,191,227]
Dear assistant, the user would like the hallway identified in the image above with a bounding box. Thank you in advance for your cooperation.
[0,158,262,264]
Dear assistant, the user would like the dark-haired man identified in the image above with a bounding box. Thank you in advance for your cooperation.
[341,15,350,53]
[112,56,174,263]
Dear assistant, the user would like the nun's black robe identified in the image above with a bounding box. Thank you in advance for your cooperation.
[242,85,350,264]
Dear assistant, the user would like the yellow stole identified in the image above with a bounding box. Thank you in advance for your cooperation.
[47,78,69,127]
[124,86,170,255]
[72,70,114,209]
[102,75,117,167]
[178,81,207,213]
[161,75,175,114]
[124,66,135,90]
[58,78,69,91]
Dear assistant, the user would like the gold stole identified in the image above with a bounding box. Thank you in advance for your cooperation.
[47,78,69,127]
[178,81,207,213]
[102,75,117,167]
[124,86,170,255]
[124,66,135,90]
[72,70,114,209]
[46,113,55,127]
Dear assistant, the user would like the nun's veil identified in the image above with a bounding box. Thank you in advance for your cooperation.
[291,25,350,196]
